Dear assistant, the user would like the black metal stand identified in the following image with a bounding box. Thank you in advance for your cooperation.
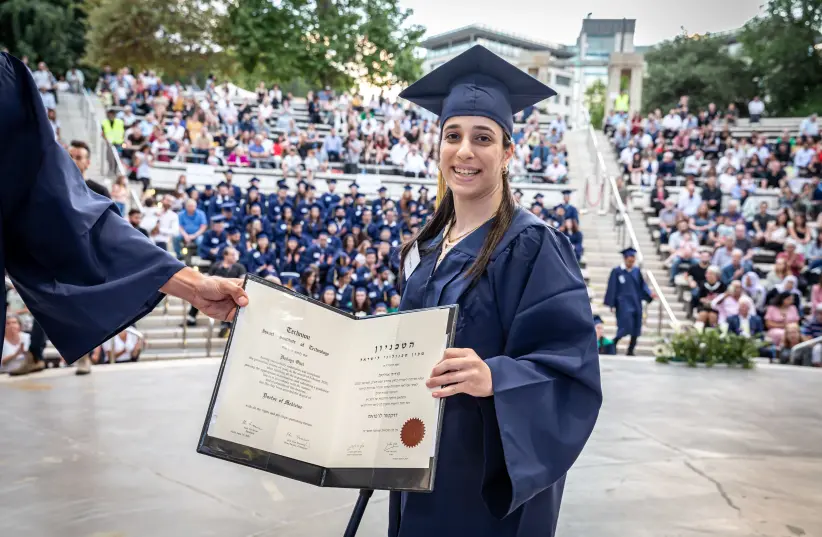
[343,489,374,537]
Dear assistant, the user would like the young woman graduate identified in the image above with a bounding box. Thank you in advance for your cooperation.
[391,45,602,537]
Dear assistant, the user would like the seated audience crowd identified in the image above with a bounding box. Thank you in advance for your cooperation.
[606,94,822,366]
[132,171,583,328]
[94,67,571,185]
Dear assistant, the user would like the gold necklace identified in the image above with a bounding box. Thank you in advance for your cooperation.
[442,219,486,251]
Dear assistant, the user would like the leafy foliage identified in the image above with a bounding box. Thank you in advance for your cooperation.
[0,0,87,74]
[83,0,225,80]
[642,34,757,114]
[584,79,606,129]
[221,0,424,91]
[655,327,762,369]
[739,0,822,116]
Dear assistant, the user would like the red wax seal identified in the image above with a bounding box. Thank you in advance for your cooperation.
[401,418,425,448]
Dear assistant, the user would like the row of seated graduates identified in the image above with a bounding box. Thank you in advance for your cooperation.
[191,177,437,306]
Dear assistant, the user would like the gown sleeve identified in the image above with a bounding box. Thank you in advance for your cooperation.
[603,267,618,308]
[1,52,185,364]
[479,225,602,518]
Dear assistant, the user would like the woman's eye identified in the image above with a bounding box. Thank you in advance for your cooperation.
[477,135,491,143]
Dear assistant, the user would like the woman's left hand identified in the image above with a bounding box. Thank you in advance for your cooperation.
[425,348,493,398]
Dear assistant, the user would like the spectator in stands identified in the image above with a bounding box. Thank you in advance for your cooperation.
[110,175,129,215]
[92,328,143,364]
[694,265,725,328]
[690,203,713,243]
[657,200,678,244]
[667,220,698,283]
[66,66,84,93]
[686,250,712,312]
[748,96,765,123]
[719,248,750,286]
[800,113,820,142]
[68,140,111,198]
[676,179,702,218]
[726,296,765,338]
[777,239,805,279]
[741,271,768,314]
[763,211,790,252]
[544,156,568,184]
[102,108,126,147]
[764,257,789,294]
[807,233,822,270]
[186,246,246,337]
[751,201,775,246]
[2,314,30,373]
[403,145,426,178]
[649,178,668,216]
[700,174,722,214]
[711,280,743,325]
[776,323,804,364]
[175,199,208,257]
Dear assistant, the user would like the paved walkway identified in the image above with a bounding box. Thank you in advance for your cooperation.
[1,357,819,537]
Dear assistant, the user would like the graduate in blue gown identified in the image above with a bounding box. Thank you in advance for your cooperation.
[603,247,654,355]
[391,45,602,537]
[0,51,248,372]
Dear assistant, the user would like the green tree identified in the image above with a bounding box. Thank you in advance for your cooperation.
[221,0,424,91]
[642,34,757,114]
[84,0,224,80]
[0,0,87,74]
[739,0,822,116]
[584,79,606,129]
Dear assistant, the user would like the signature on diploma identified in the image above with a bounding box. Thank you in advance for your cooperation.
[346,442,366,455]
[383,442,398,454]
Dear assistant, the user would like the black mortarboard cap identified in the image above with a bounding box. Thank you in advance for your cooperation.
[204,184,213,190]
[249,176,260,183]
[257,232,269,240]
[404,184,413,191]
[593,314,604,325]
[210,215,225,223]
[621,247,638,258]
[221,201,237,210]
[562,189,572,196]
[350,182,360,189]
[398,45,556,136]
[378,186,387,193]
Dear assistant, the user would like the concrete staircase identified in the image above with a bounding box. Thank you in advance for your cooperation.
[45,296,227,362]
[566,129,689,356]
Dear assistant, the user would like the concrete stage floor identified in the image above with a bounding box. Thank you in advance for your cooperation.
[1,357,820,537]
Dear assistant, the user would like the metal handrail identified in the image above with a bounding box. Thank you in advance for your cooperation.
[788,334,822,366]
[587,125,681,335]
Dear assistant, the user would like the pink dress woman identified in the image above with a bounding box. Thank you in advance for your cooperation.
[765,304,800,347]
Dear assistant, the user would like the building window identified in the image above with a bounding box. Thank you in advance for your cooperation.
[555,74,572,87]
[528,67,539,77]
[565,96,571,106]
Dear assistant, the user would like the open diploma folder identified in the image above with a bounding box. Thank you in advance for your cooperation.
[198,274,458,492]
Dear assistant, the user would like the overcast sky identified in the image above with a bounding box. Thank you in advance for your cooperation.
[403,0,766,46]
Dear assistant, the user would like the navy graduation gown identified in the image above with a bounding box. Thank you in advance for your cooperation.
[0,52,185,363]
[602,265,652,339]
[391,208,601,537]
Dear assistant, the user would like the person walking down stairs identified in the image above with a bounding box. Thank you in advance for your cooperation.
[603,248,656,355]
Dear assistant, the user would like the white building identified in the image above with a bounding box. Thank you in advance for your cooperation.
[420,25,576,125]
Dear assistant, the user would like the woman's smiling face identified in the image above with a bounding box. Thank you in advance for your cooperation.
[439,116,512,200]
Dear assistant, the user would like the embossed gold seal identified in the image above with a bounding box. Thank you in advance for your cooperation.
[400,417,425,448]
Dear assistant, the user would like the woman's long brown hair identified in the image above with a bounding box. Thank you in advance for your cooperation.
[399,130,516,285]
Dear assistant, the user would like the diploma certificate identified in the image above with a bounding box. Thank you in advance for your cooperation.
[197,274,457,492]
